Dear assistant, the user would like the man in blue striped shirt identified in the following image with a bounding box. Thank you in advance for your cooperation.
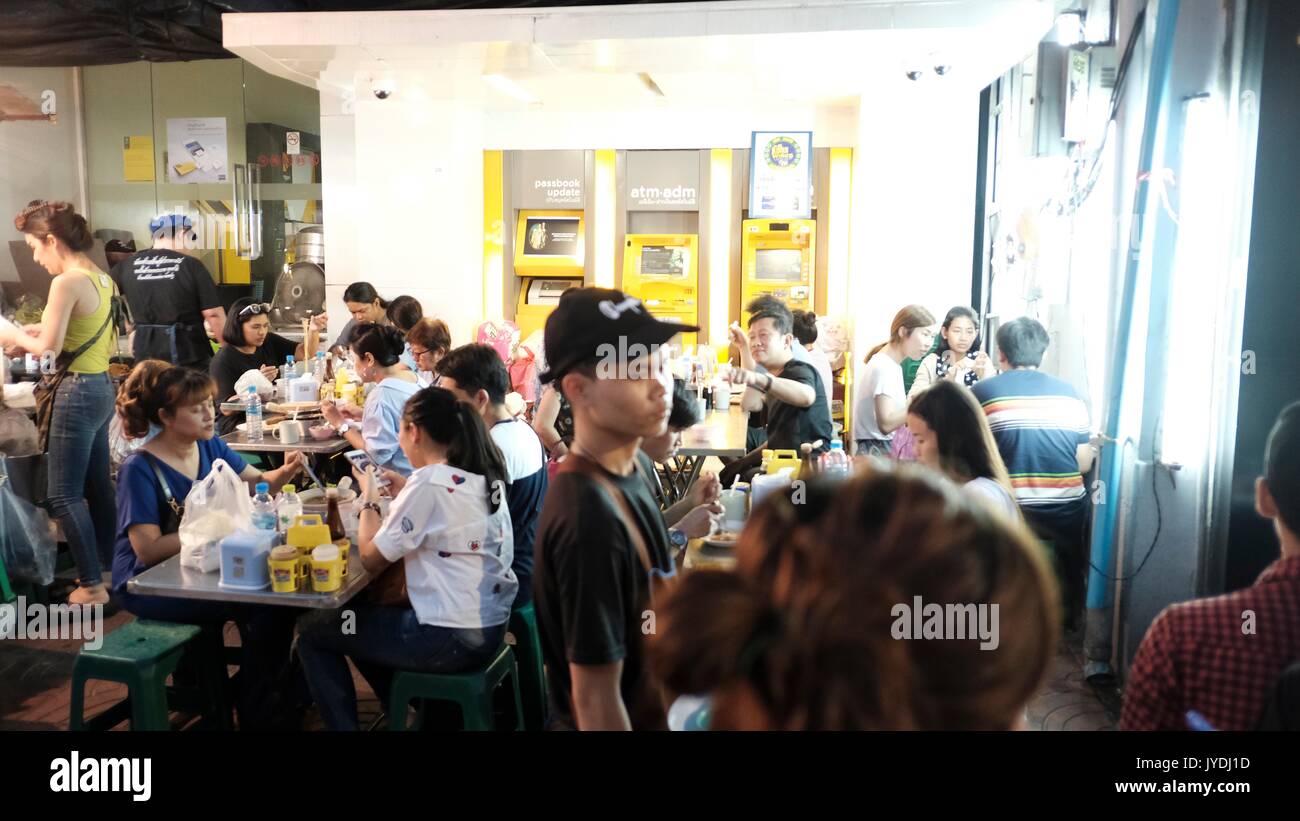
[972,318,1096,627]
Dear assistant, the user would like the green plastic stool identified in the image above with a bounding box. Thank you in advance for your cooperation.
[68,620,201,731]
[388,644,525,731]
[0,549,14,605]
[509,603,547,731]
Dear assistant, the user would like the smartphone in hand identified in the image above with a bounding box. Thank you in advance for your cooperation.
[344,450,390,488]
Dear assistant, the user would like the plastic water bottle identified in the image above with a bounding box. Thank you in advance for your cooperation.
[820,440,851,476]
[276,483,303,533]
[313,350,327,382]
[245,386,263,442]
[283,355,298,380]
[252,482,277,532]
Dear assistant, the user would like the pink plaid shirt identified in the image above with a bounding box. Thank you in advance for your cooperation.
[1121,553,1300,731]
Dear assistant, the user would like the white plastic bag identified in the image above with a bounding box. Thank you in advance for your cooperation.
[178,458,252,572]
[234,368,274,401]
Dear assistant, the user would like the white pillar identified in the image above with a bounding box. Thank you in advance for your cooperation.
[321,74,486,349]
[848,81,979,381]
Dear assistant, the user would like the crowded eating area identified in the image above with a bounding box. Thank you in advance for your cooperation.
[0,4,1297,793]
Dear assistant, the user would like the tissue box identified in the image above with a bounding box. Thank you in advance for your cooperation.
[219,529,275,589]
[290,376,321,403]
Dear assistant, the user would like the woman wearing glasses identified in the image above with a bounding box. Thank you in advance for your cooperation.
[406,317,451,387]
[210,297,308,436]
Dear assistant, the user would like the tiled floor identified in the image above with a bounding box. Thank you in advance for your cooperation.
[3,601,1118,731]
[1025,629,1122,731]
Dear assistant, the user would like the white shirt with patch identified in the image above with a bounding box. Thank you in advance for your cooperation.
[372,463,517,629]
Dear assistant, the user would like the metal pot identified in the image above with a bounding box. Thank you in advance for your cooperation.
[292,226,325,265]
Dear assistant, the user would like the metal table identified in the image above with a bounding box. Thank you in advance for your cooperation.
[662,405,752,500]
[126,552,370,609]
[221,431,351,455]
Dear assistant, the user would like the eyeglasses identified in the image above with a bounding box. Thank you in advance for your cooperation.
[409,347,430,358]
[238,303,272,318]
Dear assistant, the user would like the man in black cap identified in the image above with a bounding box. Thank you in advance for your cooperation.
[532,287,695,730]
[110,213,225,367]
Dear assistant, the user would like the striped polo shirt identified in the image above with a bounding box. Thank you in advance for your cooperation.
[971,369,1090,508]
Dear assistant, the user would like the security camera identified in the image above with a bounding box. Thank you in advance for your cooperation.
[369,73,396,100]
[905,69,924,81]
[933,65,952,77]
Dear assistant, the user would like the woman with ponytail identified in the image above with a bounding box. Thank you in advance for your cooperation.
[296,386,517,731]
[2,201,118,604]
[649,464,1058,730]
[851,304,936,457]
[320,322,421,474]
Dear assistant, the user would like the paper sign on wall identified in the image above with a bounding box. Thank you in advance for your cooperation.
[123,135,154,182]
[286,131,301,155]
[166,117,228,183]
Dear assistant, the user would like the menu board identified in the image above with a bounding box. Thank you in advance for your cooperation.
[749,131,813,219]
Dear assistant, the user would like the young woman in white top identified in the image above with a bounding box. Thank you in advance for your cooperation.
[907,305,996,400]
[852,304,936,456]
[907,380,1020,522]
[296,386,517,731]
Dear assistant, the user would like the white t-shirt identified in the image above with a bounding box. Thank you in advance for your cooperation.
[805,344,836,430]
[964,477,1020,521]
[372,463,518,629]
[852,351,905,443]
[490,417,546,481]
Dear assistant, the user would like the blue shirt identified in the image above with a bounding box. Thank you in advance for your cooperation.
[490,418,549,607]
[362,376,422,475]
[111,437,248,596]
[971,369,1090,519]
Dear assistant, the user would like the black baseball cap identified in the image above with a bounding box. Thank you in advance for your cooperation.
[539,287,698,385]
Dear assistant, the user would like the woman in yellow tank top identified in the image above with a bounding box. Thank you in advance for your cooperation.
[2,201,117,604]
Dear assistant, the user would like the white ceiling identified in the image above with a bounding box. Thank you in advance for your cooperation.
[223,0,1062,109]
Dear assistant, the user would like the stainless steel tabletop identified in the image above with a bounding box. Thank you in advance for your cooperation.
[221,431,351,455]
[126,552,370,609]
[677,405,751,458]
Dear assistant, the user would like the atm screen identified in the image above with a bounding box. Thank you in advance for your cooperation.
[640,245,689,278]
[754,248,804,282]
[522,217,581,258]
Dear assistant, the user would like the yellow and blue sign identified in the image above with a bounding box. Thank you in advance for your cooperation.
[749,131,812,219]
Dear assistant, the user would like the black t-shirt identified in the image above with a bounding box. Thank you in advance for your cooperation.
[533,458,673,730]
[209,333,299,435]
[764,359,833,453]
[111,249,221,366]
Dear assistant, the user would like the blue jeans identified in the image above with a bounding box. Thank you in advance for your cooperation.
[47,372,116,587]
[296,605,506,731]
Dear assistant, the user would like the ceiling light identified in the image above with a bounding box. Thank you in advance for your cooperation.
[1055,12,1085,46]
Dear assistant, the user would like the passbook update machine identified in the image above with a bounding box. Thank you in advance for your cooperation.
[740,218,816,320]
[621,234,699,349]
[513,210,585,338]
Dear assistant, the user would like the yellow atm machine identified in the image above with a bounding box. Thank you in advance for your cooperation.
[621,233,698,348]
[740,218,816,320]
[514,210,585,338]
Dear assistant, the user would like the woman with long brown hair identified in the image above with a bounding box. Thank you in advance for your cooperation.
[650,465,1058,730]
[852,304,936,457]
[908,380,1019,521]
[1,201,117,604]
